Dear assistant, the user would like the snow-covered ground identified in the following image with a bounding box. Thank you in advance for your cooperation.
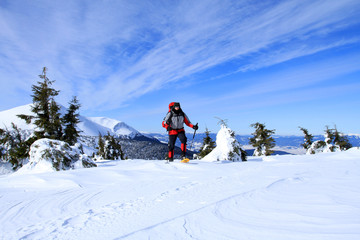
[1,149,360,240]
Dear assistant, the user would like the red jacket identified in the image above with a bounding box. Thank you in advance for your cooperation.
[162,102,194,135]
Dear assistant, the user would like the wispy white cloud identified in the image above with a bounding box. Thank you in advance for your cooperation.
[220,52,360,102]
[82,0,360,110]
[171,51,360,116]
[0,0,359,111]
[238,38,360,72]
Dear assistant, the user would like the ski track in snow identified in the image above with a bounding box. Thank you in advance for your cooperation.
[1,152,360,240]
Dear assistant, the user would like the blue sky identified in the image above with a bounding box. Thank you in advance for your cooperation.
[0,0,360,135]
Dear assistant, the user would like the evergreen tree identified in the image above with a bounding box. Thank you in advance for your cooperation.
[299,127,313,150]
[0,123,36,170]
[308,140,326,154]
[49,99,62,139]
[103,133,125,160]
[62,96,81,145]
[228,128,247,162]
[333,126,352,151]
[203,120,246,162]
[324,126,337,152]
[198,128,216,159]
[307,125,352,154]
[249,122,276,156]
[97,133,105,159]
[18,67,61,140]
[324,126,334,144]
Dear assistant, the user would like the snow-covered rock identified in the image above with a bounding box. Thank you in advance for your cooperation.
[202,124,245,162]
[16,139,96,174]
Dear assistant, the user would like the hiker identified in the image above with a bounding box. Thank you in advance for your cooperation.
[162,102,198,162]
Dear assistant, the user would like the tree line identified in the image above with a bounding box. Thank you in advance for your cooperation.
[197,122,353,159]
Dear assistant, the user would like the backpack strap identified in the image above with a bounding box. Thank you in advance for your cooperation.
[166,110,173,125]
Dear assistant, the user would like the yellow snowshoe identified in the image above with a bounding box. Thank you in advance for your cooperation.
[180,158,190,163]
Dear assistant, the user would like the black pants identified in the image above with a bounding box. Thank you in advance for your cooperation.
[168,131,187,159]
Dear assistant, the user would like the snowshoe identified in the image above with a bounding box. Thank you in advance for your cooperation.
[180,158,190,163]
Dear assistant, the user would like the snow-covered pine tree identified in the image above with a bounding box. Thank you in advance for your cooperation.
[97,133,105,159]
[0,123,34,170]
[299,127,314,151]
[8,68,96,172]
[17,67,61,140]
[306,125,352,154]
[62,96,81,145]
[306,126,332,154]
[49,99,62,140]
[324,126,338,152]
[202,121,246,162]
[103,133,125,160]
[198,128,216,159]
[249,122,276,156]
[306,140,326,154]
[333,126,352,151]
[24,138,96,171]
[228,127,247,162]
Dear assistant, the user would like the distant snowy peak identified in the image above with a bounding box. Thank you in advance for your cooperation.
[83,117,140,138]
[0,104,141,139]
[348,134,360,137]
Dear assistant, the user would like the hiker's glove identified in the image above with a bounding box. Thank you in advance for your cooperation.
[167,126,173,131]
[193,125,198,130]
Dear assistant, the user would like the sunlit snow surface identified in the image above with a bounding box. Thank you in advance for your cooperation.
[1,149,360,240]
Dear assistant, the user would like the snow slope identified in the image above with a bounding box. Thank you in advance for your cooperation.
[0,104,140,138]
[0,104,35,130]
[1,149,360,240]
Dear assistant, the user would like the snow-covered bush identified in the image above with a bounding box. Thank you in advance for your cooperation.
[104,134,124,160]
[198,128,216,159]
[299,127,314,151]
[306,126,352,154]
[307,140,327,154]
[0,123,34,170]
[18,138,96,173]
[307,139,340,154]
[96,133,124,160]
[202,124,246,162]
[249,122,275,156]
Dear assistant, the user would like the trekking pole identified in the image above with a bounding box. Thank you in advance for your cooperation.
[190,123,198,151]
[165,127,170,164]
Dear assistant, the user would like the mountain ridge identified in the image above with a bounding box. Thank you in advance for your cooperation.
[0,104,147,140]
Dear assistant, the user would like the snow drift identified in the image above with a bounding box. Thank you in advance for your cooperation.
[1,148,360,239]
